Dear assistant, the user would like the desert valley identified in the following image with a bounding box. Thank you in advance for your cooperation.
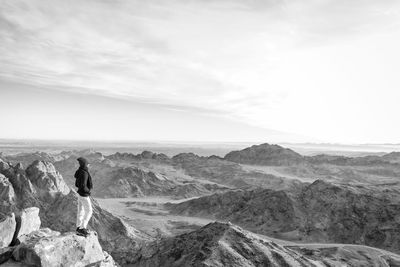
[2,142,400,266]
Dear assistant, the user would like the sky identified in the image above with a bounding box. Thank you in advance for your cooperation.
[1,0,400,143]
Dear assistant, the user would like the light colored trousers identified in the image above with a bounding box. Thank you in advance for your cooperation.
[76,195,93,229]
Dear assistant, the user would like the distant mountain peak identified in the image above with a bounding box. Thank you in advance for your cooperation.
[224,142,304,165]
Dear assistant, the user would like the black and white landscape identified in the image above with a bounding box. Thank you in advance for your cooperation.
[2,142,400,266]
[2,0,400,266]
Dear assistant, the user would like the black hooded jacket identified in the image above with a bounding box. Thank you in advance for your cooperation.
[74,166,93,197]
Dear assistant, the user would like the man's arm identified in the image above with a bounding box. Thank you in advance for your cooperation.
[87,174,93,190]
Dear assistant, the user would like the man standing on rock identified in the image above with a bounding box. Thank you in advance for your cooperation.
[74,157,93,237]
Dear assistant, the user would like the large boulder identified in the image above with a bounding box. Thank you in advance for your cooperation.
[12,228,115,267]
[12,207,41,244]
[0,213,16,248]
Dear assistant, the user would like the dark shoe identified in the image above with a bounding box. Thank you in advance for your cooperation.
[76,227,88,237]
[81,228,90,235]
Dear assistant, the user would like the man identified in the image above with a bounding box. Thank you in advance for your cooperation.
[74,157,93,237]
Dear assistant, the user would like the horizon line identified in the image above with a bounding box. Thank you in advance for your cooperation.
[0,137,399,147]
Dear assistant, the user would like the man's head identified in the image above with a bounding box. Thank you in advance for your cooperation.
[77,157,89,168]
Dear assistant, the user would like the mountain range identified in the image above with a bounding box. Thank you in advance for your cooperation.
[2,142,400,266]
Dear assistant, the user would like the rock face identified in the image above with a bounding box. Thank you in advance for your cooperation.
[224,143,305,166]
[12,229,106,267]
[25,160,70,198]
[168,179,400,254]
[132,222,400,267]
[0,213,16,248]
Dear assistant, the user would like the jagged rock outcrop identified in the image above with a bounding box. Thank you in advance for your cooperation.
[0,213,16,248]
[224,143,305,166]
[26,160,70,198]
[132,222,400,267]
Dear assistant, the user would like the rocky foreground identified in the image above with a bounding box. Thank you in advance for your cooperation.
[0,206,117,266]
[0,158,150,265]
